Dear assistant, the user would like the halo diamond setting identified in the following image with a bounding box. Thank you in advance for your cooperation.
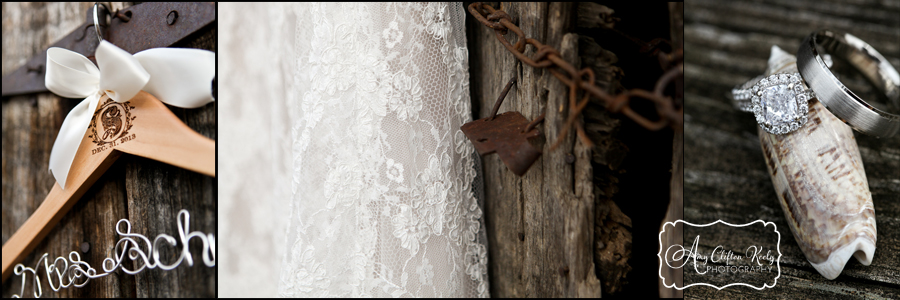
[749,73,813,135]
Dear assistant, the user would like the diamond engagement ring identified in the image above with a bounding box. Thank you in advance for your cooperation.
[732,73,815,135]
[797,29,900,138]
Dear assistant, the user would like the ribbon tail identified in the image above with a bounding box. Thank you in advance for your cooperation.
[134,48,216,108]
[49,93,102,190]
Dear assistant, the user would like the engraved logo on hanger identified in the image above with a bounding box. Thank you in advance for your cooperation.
[89,98,137,154]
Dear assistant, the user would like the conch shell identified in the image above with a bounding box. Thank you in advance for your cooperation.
[758,46,876,280]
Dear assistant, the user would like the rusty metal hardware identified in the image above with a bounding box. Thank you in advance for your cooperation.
[462,77,543,176]
[167,11,178,25]
[2,2,215,97]
[467,3,683,150]
[114,10,132,22]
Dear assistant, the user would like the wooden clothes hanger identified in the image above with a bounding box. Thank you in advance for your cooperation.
[1,91,215,282]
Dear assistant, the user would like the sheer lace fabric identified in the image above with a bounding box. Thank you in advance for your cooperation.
[220,3,294,297]
[277,3,489,297]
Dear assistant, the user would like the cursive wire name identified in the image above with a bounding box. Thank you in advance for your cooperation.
[12,209,215,298]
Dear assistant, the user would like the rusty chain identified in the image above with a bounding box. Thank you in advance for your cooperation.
[468,3,683,150]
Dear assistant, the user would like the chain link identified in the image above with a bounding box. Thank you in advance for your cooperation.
[468,3,683,150]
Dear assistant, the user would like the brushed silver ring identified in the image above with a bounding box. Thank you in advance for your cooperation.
[797,30,900,138]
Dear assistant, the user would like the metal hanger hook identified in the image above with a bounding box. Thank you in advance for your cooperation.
[93,3,109,42]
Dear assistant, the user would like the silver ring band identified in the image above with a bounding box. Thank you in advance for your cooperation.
[731,75,764,112]
[797,30,900,138]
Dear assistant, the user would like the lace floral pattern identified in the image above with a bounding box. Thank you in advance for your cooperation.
[278,3,488,297]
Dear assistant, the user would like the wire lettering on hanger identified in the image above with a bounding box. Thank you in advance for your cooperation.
[11,210,215,298]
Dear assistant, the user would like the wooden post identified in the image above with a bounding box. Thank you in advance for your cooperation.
[467,2,602,297]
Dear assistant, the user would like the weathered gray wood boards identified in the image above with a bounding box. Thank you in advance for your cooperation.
[684,0,899,297]
[1,2,216,297]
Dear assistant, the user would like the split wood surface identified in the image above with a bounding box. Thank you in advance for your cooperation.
[467,2,601,297]
[467,2,681,297]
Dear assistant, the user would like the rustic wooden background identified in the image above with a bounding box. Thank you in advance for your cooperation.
[1,2,216,297]
[684,0,900,298]
[466,2,678,297]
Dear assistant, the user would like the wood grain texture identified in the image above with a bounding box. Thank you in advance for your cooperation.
[465,1,675,297]
[577,5,634,294]
[684,0,900,297]
[467,2,601,297]
[1,2,216,297]
[467,2,682,297]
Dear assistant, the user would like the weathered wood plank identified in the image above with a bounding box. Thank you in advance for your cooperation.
[577,3,643,296]
[684,0,900,297]
[468,2,604,297]
[469,2,682,297]
[2,2,216,297]
[465,0,694,297]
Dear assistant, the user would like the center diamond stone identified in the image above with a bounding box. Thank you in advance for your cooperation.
[761,85,799,126]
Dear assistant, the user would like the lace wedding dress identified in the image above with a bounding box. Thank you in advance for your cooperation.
[220,2,489,297]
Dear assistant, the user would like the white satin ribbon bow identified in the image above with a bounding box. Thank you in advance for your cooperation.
[45,40,215,189]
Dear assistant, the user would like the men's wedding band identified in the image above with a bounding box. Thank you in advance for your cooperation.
[797,30,900,138]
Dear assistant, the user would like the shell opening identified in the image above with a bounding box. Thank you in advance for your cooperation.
[809,237,876,280]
